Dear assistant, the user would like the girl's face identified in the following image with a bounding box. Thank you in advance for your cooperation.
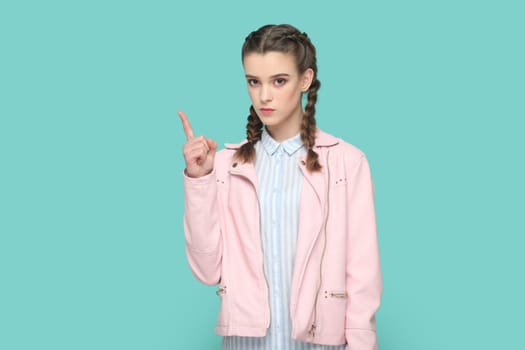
[243,51,313,141]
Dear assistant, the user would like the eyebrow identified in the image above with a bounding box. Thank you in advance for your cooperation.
[245,73,291,79]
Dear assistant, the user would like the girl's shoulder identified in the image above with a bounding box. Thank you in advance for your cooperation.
[315,128,366,158]
[215,140,246,159]
[315,129,374,179]
[211,140,246,174]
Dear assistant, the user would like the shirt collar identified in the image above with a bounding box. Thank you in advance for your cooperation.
[225,128,340,150]
[260,127,304,156]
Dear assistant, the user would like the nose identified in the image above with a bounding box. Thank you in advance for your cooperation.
[259,85,273,103]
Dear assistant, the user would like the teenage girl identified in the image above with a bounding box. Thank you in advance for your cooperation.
[179,24,382,350]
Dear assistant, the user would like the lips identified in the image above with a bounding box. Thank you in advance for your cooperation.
[260,108,275,116]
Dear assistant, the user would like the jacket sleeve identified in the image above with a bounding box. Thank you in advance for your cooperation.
[344,154,383,350]
[183,168,222,286]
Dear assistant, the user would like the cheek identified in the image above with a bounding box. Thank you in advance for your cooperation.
[280,85,302,104]
[247,89,258,103]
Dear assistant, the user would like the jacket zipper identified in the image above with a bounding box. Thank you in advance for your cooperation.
[229,168,272,328]
[308,150,331,338]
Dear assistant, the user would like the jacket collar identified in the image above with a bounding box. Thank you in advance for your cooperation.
[227,128,338,207]
[224,128,339,150]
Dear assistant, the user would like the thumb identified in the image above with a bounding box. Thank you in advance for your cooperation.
[207,138,217,155]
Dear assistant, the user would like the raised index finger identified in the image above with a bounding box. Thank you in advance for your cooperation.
[178,110,194,140]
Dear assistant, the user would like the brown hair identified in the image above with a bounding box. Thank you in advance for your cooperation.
[235,24,322,172]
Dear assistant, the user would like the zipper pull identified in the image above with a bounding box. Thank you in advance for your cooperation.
[308,324,316,337]
[216,286,227,296]
[329,291,348,299]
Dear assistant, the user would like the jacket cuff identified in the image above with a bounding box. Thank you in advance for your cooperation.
[183,168,216,186]
[345,328,378,350]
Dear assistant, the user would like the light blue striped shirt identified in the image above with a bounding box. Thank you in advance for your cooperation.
[222,128,345,350]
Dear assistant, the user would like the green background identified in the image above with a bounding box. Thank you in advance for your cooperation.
[1,0,524,349]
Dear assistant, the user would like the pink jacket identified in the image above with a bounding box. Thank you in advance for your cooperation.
[183,129,382,349]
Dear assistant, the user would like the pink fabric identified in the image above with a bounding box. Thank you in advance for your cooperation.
[183,129,382,349]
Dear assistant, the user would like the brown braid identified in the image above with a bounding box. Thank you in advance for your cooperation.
[237,24,322,172]
[235,105,263,163]
[301,78,322,171]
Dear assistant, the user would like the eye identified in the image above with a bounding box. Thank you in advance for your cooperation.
[247,79,259,86]
[274,78,287,86]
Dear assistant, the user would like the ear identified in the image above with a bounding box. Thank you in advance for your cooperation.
[300,68,314,92]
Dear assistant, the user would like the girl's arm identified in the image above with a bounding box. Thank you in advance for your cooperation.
[344,153,383,350]
[183,169,222,285]
[179,111,221,285]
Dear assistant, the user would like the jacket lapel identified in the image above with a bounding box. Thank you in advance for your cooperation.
[291,131,340,314]
[225,131,341,302]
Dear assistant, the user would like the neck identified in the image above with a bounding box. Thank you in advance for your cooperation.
[265,105,303,142]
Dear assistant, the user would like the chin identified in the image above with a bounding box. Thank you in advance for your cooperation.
[256,113,273,124]
[259,117,281,127]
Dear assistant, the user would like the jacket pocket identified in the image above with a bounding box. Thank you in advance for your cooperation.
[216,285,229,326]
[319,289,347,342]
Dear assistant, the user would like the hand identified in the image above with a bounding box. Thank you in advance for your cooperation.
[178,110,217,178]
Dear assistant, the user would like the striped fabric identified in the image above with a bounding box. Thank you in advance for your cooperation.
[222,128,345,350]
